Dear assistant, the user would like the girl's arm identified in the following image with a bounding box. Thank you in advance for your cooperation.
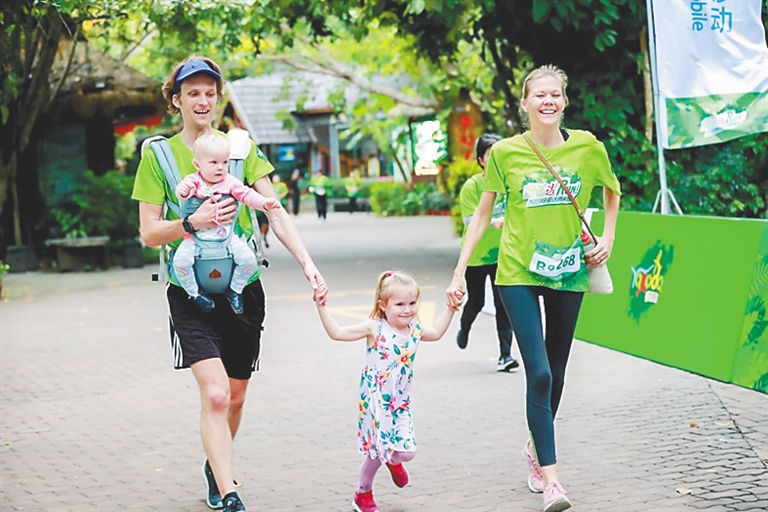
[446,191,496,308]
[316,303,377,342]
[420,305,457,342]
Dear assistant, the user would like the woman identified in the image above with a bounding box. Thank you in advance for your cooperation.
[446,65,620,512]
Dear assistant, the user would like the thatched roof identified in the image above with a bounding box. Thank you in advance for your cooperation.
[49,38,165,120]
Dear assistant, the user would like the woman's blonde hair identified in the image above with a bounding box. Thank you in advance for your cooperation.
[518,64,569,128]
[369,270,420,320]
[162,55,224,116]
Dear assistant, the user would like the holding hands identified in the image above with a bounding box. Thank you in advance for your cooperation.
[445,274,467,310]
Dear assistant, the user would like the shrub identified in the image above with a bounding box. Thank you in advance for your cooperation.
[442,158,482,235]
[47,170,139,241]
[369,180,451,216]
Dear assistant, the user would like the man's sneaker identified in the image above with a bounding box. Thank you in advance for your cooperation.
[497,356,520,372]
[543,481,571,512]
[202,460,223,509]
[222,492,246,512]
[523,441,544,493]
[225,288,244,315]
[193,294,216,313]
[456,328,469,349]
[385,461,410,488]
[352,490,380,512]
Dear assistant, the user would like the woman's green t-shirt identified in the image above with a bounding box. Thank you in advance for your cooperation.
[484,130,621,291]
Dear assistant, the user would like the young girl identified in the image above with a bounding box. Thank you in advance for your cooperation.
[315,270,456,512]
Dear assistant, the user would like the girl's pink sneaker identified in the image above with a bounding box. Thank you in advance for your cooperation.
[385,462,410,488]
[543,481,572,512]
[353,490,380,512]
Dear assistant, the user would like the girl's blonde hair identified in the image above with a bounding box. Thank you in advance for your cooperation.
[193,131,229,159]
[369,270,420,320]
[518,64,569,128]
[162,55,224,116]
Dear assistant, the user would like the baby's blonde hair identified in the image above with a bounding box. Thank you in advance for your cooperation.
[193,131,229,159]
[369,270,420,320]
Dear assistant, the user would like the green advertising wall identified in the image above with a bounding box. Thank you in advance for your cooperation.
[576,212,768,393]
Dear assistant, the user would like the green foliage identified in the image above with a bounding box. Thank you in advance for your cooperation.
[665,134,767,217]
[441,158,481,235]
[47,170,138,241]
[369,181,450,216]
[0,260,9,280]
[326,178,373,199]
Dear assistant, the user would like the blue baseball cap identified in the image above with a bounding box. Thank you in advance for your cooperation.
[174,60,222,90]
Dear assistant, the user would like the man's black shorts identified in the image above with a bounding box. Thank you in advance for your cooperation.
[166,280,265,380]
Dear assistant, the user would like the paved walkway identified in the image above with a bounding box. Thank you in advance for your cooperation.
[1,213,766,511]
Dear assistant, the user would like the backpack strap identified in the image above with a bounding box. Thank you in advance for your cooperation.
[227,129,270,269]
[140,136,183,219]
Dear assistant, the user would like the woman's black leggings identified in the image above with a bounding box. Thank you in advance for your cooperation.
[497,285,584,467]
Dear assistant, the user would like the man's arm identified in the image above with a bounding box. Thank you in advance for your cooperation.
[252,176,327,300]
[138,195,237,248]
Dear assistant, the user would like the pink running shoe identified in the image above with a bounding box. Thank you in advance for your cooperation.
[353,490,380,512]
[385,462,410,488]
[522,441,544,493]
[543,481,572,512]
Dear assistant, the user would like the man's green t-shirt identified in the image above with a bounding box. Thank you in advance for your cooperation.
[459,173,504,267]
[309,174,331,195]
[484,130,621,291]
[345,175,361,198]
[131,131,274,283]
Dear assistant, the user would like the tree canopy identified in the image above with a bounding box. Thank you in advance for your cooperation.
[1,0,765,248]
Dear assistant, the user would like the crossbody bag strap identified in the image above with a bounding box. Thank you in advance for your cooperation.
[522,133,597,245]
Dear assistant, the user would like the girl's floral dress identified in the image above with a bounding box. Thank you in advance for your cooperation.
[357,319,421,463]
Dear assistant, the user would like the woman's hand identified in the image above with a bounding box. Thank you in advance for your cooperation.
[445,274,467,310]
[584,235,614,267]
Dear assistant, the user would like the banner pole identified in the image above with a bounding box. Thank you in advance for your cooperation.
[646,0,676,215]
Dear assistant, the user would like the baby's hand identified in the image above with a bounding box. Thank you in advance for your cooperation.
[263,198,281,211]
[177,182,192,198]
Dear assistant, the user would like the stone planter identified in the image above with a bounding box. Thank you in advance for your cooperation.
[6,245,38,272]
[119,240,145,268]
[46,236,110,272]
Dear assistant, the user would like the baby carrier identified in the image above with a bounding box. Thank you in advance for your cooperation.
[141,129,267,294]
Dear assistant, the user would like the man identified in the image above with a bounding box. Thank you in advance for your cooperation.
[132,56,327,512]
[309,169,330,219]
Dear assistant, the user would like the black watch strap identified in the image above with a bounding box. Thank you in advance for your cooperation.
[182,216,197,234]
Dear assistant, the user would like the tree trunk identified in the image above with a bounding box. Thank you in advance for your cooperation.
[0,5,65,235]
[640,26,654,144]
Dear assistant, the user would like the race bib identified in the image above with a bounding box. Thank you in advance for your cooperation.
[528,239,582,281]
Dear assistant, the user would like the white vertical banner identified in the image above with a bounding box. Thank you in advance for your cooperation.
[651,0,768,149]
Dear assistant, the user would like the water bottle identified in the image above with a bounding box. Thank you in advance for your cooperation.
[581,231,595,256]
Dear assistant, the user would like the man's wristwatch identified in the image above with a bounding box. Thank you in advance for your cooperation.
[182,216,197,234]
